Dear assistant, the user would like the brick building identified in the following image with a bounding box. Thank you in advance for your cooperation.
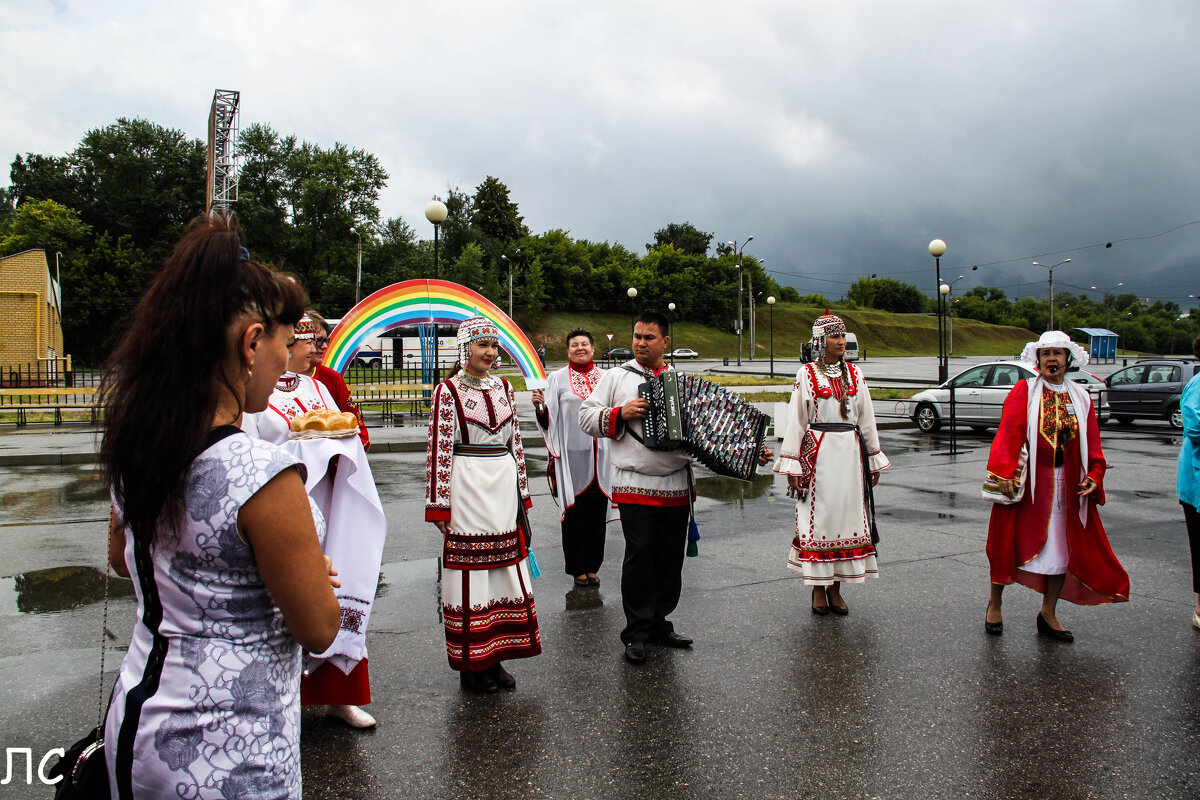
[0,249,66,373]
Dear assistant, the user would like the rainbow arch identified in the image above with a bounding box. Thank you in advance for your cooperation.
[325,280,548,389]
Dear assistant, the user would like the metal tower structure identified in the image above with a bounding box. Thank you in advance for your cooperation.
[205,89,240,213]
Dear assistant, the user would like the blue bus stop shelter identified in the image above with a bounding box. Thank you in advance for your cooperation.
[1075,327,1119,364]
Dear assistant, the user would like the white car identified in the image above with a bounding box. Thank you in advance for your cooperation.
[670,348,700,359]
[908,361,1109,433]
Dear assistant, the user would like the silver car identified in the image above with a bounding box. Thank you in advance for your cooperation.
[909,361,1109,433]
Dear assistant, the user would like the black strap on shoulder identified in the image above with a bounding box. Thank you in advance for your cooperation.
[204,424,243,450]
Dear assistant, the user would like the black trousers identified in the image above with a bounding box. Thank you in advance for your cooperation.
[562,481,609,576]
[618,503,690,644]
[1181,501,1200,593]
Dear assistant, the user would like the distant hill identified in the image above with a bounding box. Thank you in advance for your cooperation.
[520,304,1035,360]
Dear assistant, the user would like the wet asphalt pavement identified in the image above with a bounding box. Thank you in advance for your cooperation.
[0,387,1197,798]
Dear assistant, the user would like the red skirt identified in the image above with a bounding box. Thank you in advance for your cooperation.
[301,659,371,706]
[986,468,1129,606]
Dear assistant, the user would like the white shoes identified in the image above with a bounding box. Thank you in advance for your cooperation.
[325,704,376,728]
[1192,612,1200,630]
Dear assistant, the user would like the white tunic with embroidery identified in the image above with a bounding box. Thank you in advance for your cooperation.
[578,360,693,508]
[425,373,541,669]
[242,372,386,674]
[535,362,619,520]
[773,361,890,584]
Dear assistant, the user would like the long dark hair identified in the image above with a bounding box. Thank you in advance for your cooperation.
[100,213,305,546]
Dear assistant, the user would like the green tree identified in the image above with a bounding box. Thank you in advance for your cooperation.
[648,222,713,256]
[847,277,926,313]
[451,242,485,291]
[778,286,802,303]
[0,198,91,257]
[472,176,527,244]
[71,232,153,365]
[11,118,206,265]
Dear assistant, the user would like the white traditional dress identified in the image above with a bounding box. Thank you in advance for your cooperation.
[242,372,386,701]
[425,371,541,670]
[774,360,890,584]
[106,428,316,799]
[535,361,618,519]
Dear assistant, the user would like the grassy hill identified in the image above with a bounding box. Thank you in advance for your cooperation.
[520,303,1035,360]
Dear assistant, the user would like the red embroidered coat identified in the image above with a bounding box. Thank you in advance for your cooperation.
[985,378,1130,605]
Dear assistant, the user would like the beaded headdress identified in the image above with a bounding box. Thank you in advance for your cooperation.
[810,312,846,358]
[294,313,319,340]
[457,315,501,365]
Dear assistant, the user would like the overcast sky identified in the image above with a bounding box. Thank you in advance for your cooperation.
[4,1,1199,309]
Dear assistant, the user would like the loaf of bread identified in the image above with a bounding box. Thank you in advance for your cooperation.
[289,408,359,433]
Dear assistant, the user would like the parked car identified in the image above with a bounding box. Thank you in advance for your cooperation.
[601,347,633,360]
[908,361,1110,433]
[1065,367,1111,424]
[670,348,700,359]
[1105,359,1200,429]
[844,333,860,362]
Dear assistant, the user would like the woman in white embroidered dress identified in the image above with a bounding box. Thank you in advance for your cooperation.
[532,327,618,587]
[426,316,541,693]
[773,313,889,616]
[242,314,383,729]
[102,216,339,799]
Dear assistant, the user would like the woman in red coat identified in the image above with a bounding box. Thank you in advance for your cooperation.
[984,331,1129,642]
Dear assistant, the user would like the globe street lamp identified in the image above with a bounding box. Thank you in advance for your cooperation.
[1032,258,1071,331]
[627,287,638,334]
[929,239,948,383]
[425,200,448,280]
[767,296,776,377]
[728,235,755,366]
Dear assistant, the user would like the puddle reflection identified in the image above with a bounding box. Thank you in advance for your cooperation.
[0,469,108,523]
[695,472,777,503]
[0,565,134,615]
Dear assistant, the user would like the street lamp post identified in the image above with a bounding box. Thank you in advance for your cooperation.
[1032,258,1071,331]
[668,302,676,365]
[945,274,965,354]
[627,287,638,333]
[425,200,448,280]
[501,248,522,319]
[929,239,948,383]
[1091,282,1124,330]
[767,296,776,377]
[728,236,755,366]
[354,230,363,304]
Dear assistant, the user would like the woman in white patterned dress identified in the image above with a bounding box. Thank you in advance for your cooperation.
[773,313,889,616]
[101,216,339,799]
[425,316,541,694]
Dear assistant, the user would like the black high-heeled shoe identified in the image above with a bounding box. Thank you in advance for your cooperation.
[811,587,830,616]
[985,605,1003,636]
[1036,612,1074,643]
[827,587,849,616]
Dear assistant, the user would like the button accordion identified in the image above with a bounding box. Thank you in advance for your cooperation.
[637,371,769,481]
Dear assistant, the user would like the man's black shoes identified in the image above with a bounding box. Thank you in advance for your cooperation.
[624,641,648,664]
[654,631,694,648]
